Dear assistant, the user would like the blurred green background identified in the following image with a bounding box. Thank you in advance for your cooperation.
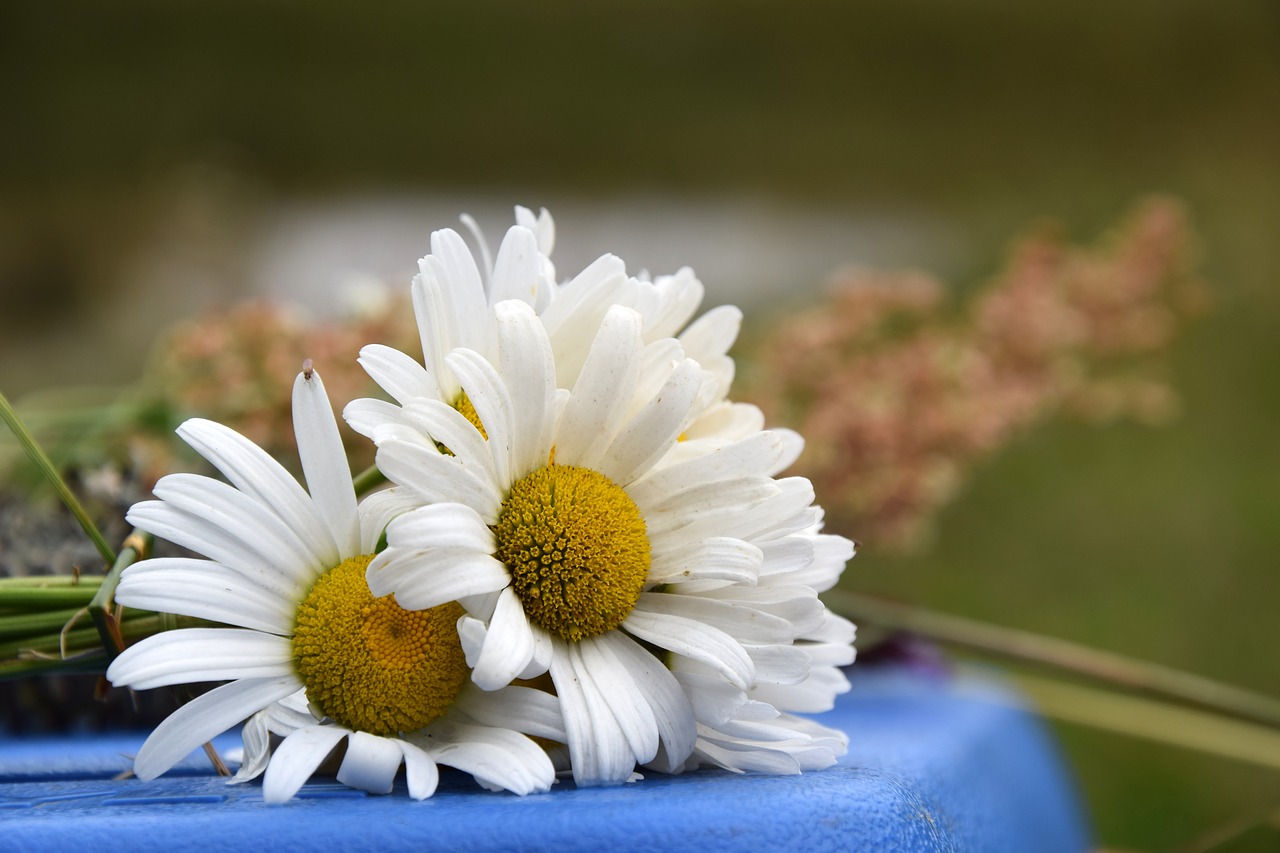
[2,1,1279,848]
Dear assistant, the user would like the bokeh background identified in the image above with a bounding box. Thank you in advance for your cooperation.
[2,2,1279,848]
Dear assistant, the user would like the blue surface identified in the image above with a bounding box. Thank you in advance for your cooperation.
[0,666,1091,852]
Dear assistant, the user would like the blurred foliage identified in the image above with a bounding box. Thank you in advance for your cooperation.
[745,198,1204,549]
[2,1,1280,849]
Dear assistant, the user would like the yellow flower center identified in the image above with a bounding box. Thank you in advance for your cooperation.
[436,390,488,456]
[455,390,488,439]
[493,464,650,642]
[292,554,468,736]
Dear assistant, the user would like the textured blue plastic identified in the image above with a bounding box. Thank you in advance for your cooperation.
[0,666,1091,852]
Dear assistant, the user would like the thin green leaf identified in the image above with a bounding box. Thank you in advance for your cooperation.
[828,589,1280,730]
[1000,668,1280,772]
[0,607,98,641]
[0,388,115,566]
[0,576,103,611]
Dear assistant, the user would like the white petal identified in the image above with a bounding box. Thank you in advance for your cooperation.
[805,609,857,646]
[750,666,852,714]
[263,724,350,803]
[400,399,497,483]
[801,639,857,668]
[659,477,817,547]
[682,402,767,445]
[623,608,753,690]
[409,266,459,400]
[629,431,803,506]
[756,537,816,579]
[577,634,659,765]
[631,337,686,420]
[494,300,557,478]
[695,584,827,636]
[445,348,515,489]
[600,631,696,774]
[459,590,501,621]
[418,720,554,795]
[744,643,812,685]
[383,503,495,552]
[336,731,404,795]
[107,629,294,690]
[356,344,437,405]
[471,587,537,691]
[694,736,802,776]
[343,397,414,443]
[115,557,293,634]
[374,439,503,522]
[635,592,796,644]
[367,547,510,610]
[396,738,440,800]
[139,477,320,593]
[548,641,635,786]
[132,675,299,781]
[672,669,750,727]
[356,487,421,554]
[600,358,704,485]
[293,370,361,558]
[642,478,782,539]
[457,685,566,742]
[459,212,495,281]
[230,706,272,784]
[488,226,540,306]
[514,205,555,256]
[541,254,630,379]
[176,419,338,566]
[802,533,856,592]
[457,614,487,668]
[522,623,554,679]
[427,228,492,358]
[262,688,319,735]
[648,537,762,586]
[678,304,741,363]
[640,267,705,340]
[555,306,643,469]
[150,473,322,569]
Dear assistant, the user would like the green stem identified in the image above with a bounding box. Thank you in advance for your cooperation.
[0,612,211,680]
[826,589,1280,730]
[0,575,106,587]
[0,651,111,679]
[90,529,152,661]
[0,611,159,661]
[1002,668,1280,772]
[0,388,116,566]
[353,463,386,496]
[0,577,104,610]
[0,607,99,640]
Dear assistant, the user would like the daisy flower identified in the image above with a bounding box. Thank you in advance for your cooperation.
[361,300,852,785]
[106,366,557,802]
[347,207,753,448]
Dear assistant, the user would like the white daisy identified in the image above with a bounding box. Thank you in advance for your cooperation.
[106,366,557,802]
[362,300,850,786]
[346,207,756,447]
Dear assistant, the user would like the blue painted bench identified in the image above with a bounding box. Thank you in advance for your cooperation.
[1,666,1090,852]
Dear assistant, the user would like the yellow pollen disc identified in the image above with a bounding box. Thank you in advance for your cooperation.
[437,390,488,456]
[493,464,650,642]
[292,554,468,737]
[455,390,488,439]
